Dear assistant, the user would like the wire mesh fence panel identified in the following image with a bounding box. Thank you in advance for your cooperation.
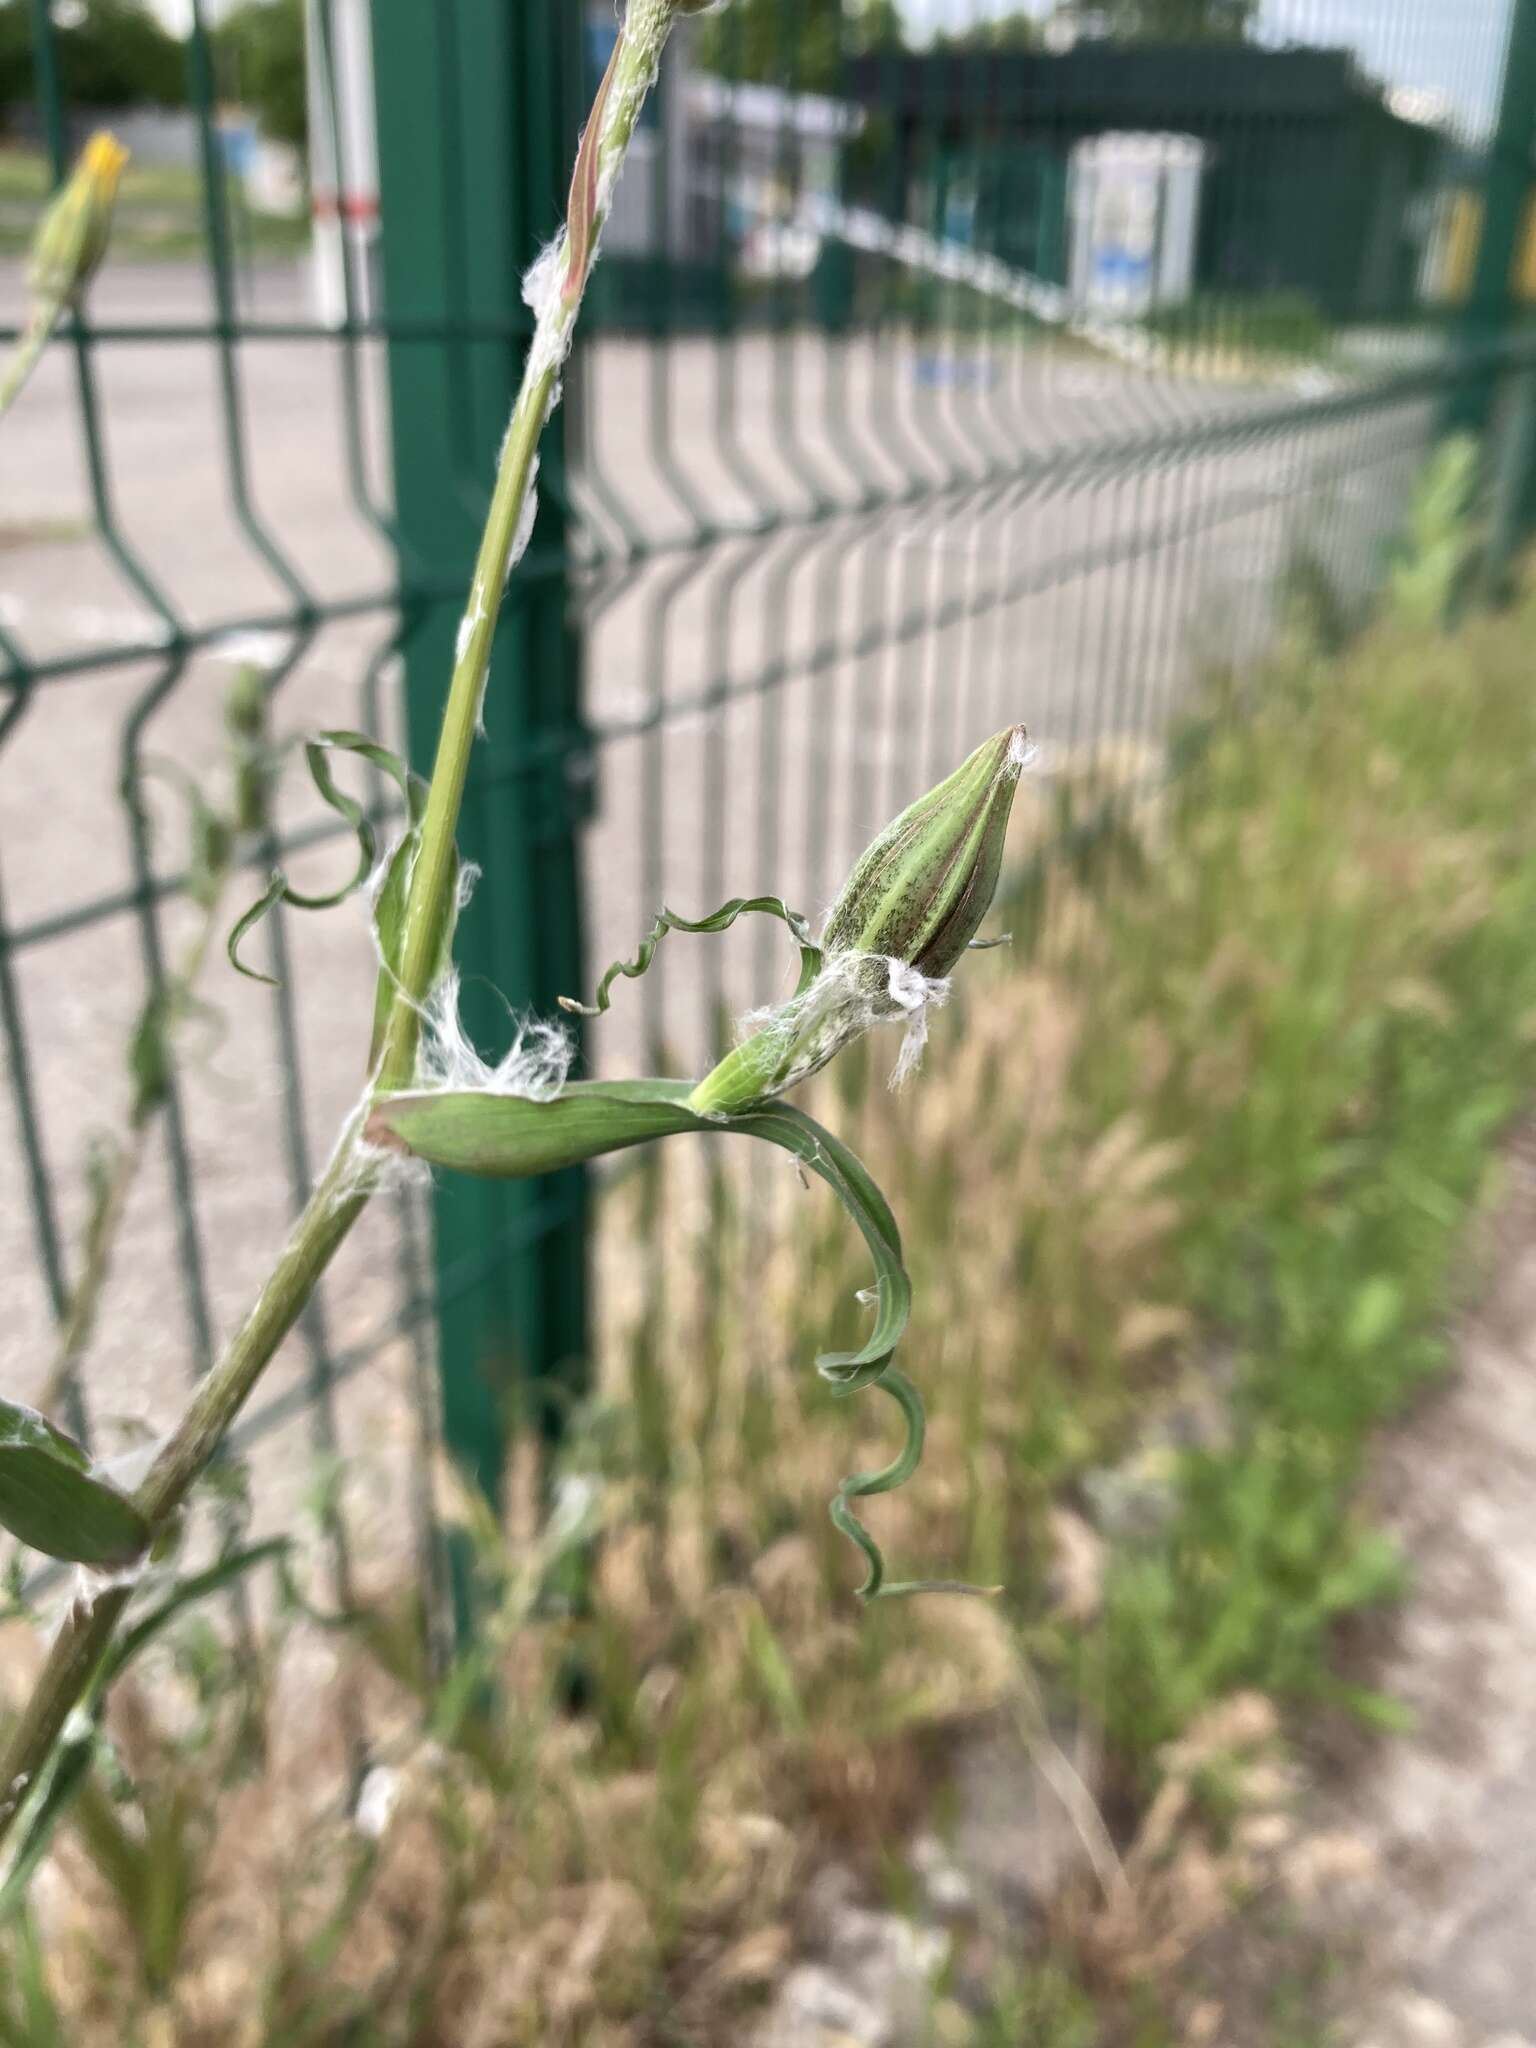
[2,0,1534,1632]
[0,0,446,1624]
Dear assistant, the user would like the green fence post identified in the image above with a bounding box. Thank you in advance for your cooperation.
[373,9,589,1534]
[1443,0,1536,449]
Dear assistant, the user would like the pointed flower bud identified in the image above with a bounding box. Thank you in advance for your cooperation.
[688,726,1031,1118]
[29,131,128,310]
[2,132,129,419]
[824,725,1033,975]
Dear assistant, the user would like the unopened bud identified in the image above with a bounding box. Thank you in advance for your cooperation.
[687,726,1030,1117]
[28,131,128,312]
[824,725,1032,976]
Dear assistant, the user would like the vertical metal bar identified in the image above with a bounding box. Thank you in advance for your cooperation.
[374,3,587,1523]
[180,9,351,1687]
[26,0,205,1463]
[1487,360,1536,587]
[0,702,76,1428]
[1444,0,1536,439]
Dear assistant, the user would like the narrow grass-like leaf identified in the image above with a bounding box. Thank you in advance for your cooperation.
[0,1909,67,2046]
[0,1400,150,1567]
[0,1539,282,1924]
[0,1731,95,1926]
[367,828,461,1069]
[103,1537,288,1686]
[559,897,822,1019]
[726,1097,909,1392]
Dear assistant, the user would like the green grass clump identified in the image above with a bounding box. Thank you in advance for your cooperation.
[1141,289,1331,362]
[833,574,1536,1773]
[1062,592,1536,1762]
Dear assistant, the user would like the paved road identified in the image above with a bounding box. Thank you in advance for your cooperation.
[0,258,1432,1578]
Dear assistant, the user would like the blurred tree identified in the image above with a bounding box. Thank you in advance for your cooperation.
[0,0,188,113]
[216,0,305,148]
[1049,0,1257,38]
[932,12,1040,51]
[57,0,186,107]
[692,0,903,92]
[0,3,29,119]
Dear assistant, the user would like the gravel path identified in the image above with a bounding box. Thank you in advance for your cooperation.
[1299,1123,1536,2048]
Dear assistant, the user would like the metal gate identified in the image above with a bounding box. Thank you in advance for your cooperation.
[3,0,1535,1614]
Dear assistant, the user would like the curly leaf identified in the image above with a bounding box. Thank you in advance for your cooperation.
[226,871,287,984]
[828,1369,999,1601]
[0,1399,151,1567]
[310,729,427,822]
[559,897,822,1019]
[227,731,427,985]
[369,1080,984,1596]
[371,1082,905,1388]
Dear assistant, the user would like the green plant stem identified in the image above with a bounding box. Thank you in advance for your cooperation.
[0,313,53,421]
[0,1148,366,1847]
[371,357,554,1090]
[0,0,686,1862]
[373,0,672,1089]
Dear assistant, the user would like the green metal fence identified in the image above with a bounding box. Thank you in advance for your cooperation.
[3,0,1536,1619]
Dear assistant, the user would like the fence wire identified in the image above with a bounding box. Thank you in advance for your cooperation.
[1,0,1533,1627]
